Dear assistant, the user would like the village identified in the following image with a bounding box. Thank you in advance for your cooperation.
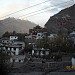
[0,25,75,75]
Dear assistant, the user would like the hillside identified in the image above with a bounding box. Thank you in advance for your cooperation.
[45,4,75,34]
[0,18,37,36]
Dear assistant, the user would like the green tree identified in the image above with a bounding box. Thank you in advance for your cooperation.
[36,37,50,49]
[54,33,74,53]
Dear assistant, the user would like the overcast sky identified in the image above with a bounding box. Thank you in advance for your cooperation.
[0,0,74,27]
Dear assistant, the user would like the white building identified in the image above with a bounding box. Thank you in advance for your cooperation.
[32,48,50,58]
[10,36,18,41]
[3,44,22,56]
[71,55,75,66]
[70,31,75,37]
[10,55,25,63]
[36,33,43,39]
[48,34,57,40]
[13,41,25,49]
[1,37,12,44]
[70,31,75,44]
[71,57,75,66]
[36,32,47,40]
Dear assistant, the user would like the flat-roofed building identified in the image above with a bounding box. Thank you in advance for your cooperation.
[1,37,12,44]
[3,44,22,56]
[10,36,18,41]
[10,55,25,63]
[32,48,50,58]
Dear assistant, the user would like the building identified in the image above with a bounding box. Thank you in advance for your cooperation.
[10,55,25,63]
[36,32,47,40]
[25,34,36,44]
[29,25,42,35]
[36,33,43,39]
[0,36,26,64]
[69,31,75,44]
[1,37,12,44]
[29,25,48,35]
[10,36,18,41]
[70,31,75,37]
[3,44,23,56]
[71,57,75,66]
[32,48,50,58]
[71,54,75,66]
[25,25,48,44]
[25,34,36,39]
[48,34,57,40]
[13,41,25,49]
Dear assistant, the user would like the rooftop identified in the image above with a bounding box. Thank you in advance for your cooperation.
[5,44,22,48]
[33,48,49,51]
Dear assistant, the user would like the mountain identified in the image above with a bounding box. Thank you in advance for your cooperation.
[45,4,75,34]
[0,17,37,36]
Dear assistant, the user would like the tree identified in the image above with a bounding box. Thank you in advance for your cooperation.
[25,43,33,53]
[36,37,50,49]
[17,33,25,41]
[12,31,16,35]
[53,32,74,53]
[2,31,10,37]
[0,50,10,75]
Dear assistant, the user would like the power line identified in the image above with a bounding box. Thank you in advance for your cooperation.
[1,1,73,23]
[1,0,73,20]
[0,0,50,19]
[20,0,74,19]
[17,6,51,18]
[2,0,74,25]
[21,0,74,19]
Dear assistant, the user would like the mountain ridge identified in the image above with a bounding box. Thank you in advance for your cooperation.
[0,17,37,36]
[45,4,75,34]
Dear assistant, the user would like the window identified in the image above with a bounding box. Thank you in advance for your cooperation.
[2,41,4,42]
[19,60,21,62]
[14,48,16,51]
[13,52,15,55]
[38,34,40,36]
[10,48,11,51]
[6,47,8,50]
[11,37,13,38]
[13,59,15,62]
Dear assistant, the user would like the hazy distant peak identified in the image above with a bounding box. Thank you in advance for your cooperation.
[0,17,37,36]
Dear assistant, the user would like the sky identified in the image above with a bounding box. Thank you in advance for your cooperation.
[0,0,74,27]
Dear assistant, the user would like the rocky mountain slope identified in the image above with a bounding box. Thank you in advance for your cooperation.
[45,4,75,34]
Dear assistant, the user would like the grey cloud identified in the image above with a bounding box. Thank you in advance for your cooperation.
[50,0,74,8]
[45,0,74,13]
